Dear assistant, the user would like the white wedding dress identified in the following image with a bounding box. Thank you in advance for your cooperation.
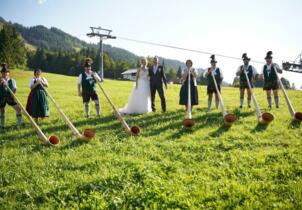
[119,68,152,114]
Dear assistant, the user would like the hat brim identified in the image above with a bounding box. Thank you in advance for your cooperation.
[265,56,272,59]
[210,60,217,63]
[243,58,251,61]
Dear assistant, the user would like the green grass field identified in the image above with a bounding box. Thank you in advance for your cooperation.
[1,70,302,209]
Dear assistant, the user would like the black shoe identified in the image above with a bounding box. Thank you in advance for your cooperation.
[239,106,243,109]
[276,105,279,108]
[268,105,272,109]
[248,105,251,108]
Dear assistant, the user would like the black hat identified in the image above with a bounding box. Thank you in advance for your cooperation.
[242,53,251,61]
[265,51,273,59]
[84,57,93,67]
[1,63,9,73]
[210,55,217,63]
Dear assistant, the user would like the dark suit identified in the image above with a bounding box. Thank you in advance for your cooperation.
[148,65,167,112]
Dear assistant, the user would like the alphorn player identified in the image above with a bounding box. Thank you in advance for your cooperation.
[203,55,224,112]
[26,68,49,123]
[0,63,22,129]
[236,53,258,108]
[179,59,199,111]
[78,58,100,118]
[261,51,282,108]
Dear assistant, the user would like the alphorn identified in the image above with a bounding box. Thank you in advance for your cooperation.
[183,69,195,129]
[92,72,140,135]
[211,71,237,125]
[39,82,95,141]
[4,84,60,145]
[243,68,274,124]
[273,65,302,121]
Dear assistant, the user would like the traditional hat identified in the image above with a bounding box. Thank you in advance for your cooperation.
[242,53,251,61]
[210,55,217,63]
[1,63,9,73]
[84,57,93,67]
[265,51,273,59]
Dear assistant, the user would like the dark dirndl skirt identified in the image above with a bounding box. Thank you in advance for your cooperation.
[179,80,198,105]
[26,88,49,118]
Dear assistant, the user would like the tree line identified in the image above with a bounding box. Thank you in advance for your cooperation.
[0,24,295,89]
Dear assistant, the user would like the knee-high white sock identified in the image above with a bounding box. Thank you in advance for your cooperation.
[95,102,100,116]
[274,96,279,107]
[240,97,244,107]
[207,99,212,111]
[267,96,272,107]
[85,103,90,117]
[16,113,22,127]
[215,99,219,109]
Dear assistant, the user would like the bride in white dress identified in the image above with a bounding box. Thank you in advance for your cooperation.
[119,58,152,114]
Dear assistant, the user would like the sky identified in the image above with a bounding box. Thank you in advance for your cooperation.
[0,0,301,88]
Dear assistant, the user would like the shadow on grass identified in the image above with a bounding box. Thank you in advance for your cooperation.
[251,123,269,133]
[209,124,232,137]
[233,108,255,120]
[288,119,301,129]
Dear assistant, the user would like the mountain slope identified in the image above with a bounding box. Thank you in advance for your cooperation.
[0,16,185,69]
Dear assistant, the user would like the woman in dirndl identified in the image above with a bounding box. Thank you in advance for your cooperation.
[179,59,199,111]
[26,68,49,123]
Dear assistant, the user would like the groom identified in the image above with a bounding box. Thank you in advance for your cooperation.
[148,56,167,112]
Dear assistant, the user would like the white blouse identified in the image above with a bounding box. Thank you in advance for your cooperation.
[236,65,258,76]
[182,68,197,86]
[29,77,48,87]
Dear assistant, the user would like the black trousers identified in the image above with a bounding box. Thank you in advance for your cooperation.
[150,85,166,112]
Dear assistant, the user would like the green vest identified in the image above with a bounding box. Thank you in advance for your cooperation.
[0,79,14,97]
[207,68,221,87]
[239,65,253,83]
[81,72,96,92]
[263,65,277,83]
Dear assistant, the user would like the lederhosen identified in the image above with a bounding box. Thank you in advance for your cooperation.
[0,79,17,108]
[207,68,221,94]
[239,65,254,89]
[81,72,98,103]
[263,65,279,90]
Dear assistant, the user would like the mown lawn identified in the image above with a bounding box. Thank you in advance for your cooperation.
[0,70,301,209]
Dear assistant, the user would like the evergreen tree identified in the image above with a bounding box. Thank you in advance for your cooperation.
[177,66,182,79]
[0,24,27,67]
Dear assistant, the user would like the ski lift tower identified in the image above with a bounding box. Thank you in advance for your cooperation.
[87,27,116,80]
[282,52,302,73]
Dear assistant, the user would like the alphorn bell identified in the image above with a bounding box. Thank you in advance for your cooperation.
[39,82,95,141]
[211,70,236,125]
[243,68,274,124]
[92,72,140,135]
[183,69,195,129]
[273,65,302,121]
[4,83,60,145]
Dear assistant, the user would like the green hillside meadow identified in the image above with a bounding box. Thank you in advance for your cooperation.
[0,70,302,209]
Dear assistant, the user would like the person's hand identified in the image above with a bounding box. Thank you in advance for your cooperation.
[1,79,7,87]
[78,90,82,96]
[165,85,168,90]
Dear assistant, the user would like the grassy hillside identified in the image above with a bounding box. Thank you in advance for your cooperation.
[0,70,302,209]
